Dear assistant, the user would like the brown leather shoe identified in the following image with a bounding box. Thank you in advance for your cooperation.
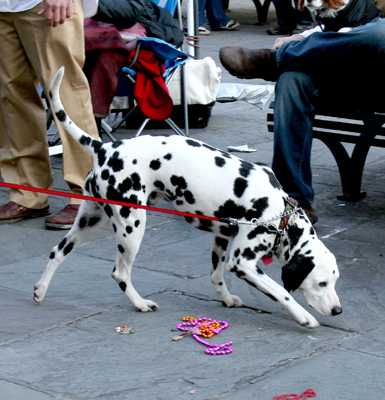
[301,205,319,225]
[45,204,80,230]
[0,201,50,224]
[219,46,278,81]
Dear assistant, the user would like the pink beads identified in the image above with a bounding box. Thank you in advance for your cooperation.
[177,317,233,355]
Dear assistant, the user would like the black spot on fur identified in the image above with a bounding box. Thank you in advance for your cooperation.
[212,252,219,269]
[96,147,107,167]
[88,217,100,227]
[134,220,140,227]
[263,168,282,190]
[131,173,141,191]
[245,197,269,221]
[239,161,254,178]
[242,248,256,260]
[112,224,117,232]
[150,159,161,170]
[234,248,240,258]
[215,157,226,167]
[133,159,137,164]
[186,139,201,147]
[184,191,195,204]
[254,244,268,253]
[56,109,66,122]
[164,153,172,160]
[281,254,315,292]
[170,175,187,190]
[79,135,91,145]
[234,177,248,198]
[287,225,305,249]
[107,185,124,202]
[214,200,246,220]
[247,225,271,240]
[79,217,87,229]
[119,282,127,292]
[256,266,264,274]
[108,175,116,186]
[118,244,125,253]
[49,251,55,259]
[202,143,216,151]
[215,237,228,251]
[107,151,124,172]
[111,140,124,148]
[119,177,132,193]
[120,207,131,219]
[63,241,74,256]
[154,181,165,191]
[58,238,67,251]
[104,204,113,218]
[101,169,109,180]
[125,226,133,234]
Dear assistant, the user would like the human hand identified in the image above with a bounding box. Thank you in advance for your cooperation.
[38,0,73,27]
[272,34,304,50]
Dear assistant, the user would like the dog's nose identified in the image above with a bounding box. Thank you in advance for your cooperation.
[332,306,342,316]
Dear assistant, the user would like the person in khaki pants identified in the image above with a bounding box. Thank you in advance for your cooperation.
[0,0,99,229]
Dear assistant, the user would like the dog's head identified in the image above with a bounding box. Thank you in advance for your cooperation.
[298,0,348,15]
[280,215,342,317]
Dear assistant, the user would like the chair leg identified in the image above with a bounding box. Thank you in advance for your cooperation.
[165,118,188,136]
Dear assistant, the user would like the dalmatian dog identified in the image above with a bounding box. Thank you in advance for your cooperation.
[33,68,342,328]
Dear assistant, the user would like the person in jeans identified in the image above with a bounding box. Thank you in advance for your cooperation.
[0,0,99,229]
[219,14,384,224]
[198,0,240,35]
[267,0,313,35]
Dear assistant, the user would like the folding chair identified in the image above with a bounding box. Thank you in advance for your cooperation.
[100,36,189,139]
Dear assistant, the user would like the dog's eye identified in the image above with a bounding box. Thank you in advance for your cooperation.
[318,281,327,287]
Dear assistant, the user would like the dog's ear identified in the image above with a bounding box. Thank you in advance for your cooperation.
[298,0,305,11]
[281,253,315,293]
[327,0,347,9]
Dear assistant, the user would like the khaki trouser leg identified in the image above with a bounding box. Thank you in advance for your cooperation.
[0,10,53,209]
[0,0,99,208]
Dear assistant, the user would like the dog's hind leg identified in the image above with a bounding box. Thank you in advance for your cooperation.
[211,235,244,307]
[110,208,159,312]
[33,200,108,303]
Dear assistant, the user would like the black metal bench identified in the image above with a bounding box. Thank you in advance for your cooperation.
[267,102,385,201]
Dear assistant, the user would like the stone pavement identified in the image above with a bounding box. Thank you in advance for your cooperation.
[1,2,385,399]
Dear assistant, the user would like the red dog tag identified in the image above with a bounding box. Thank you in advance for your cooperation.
[262,255,273,265]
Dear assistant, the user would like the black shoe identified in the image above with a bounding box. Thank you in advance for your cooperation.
[266,25,295,35]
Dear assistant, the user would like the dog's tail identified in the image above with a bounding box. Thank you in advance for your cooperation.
[49,67,102,156]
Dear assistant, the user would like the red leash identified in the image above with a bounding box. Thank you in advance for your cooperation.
[0,181,221,222]
[274,389,317,400]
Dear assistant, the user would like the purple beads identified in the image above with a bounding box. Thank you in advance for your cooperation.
[177,317,233,355]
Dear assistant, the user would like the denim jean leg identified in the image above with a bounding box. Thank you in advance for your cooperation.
[272,71,318,206]
[275,18,385,80]
[205,0,230,30]
[198,0,207,26]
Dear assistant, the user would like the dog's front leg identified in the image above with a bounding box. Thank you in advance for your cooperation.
[211,235,243,307]
[228,258,320,328]
[111,209,159,312]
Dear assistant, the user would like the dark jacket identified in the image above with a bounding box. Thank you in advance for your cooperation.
[93,0,184,47]
[318,0,383,31]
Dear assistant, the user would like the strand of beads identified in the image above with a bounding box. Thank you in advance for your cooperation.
[176,317,233,355]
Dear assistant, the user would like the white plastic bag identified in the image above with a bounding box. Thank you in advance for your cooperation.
[168,57,221,106]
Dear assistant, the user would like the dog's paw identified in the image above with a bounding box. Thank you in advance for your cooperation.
[33,284,47,303]
[222,295,244,308]
[296,313,320,329]
[135,300,159,312]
